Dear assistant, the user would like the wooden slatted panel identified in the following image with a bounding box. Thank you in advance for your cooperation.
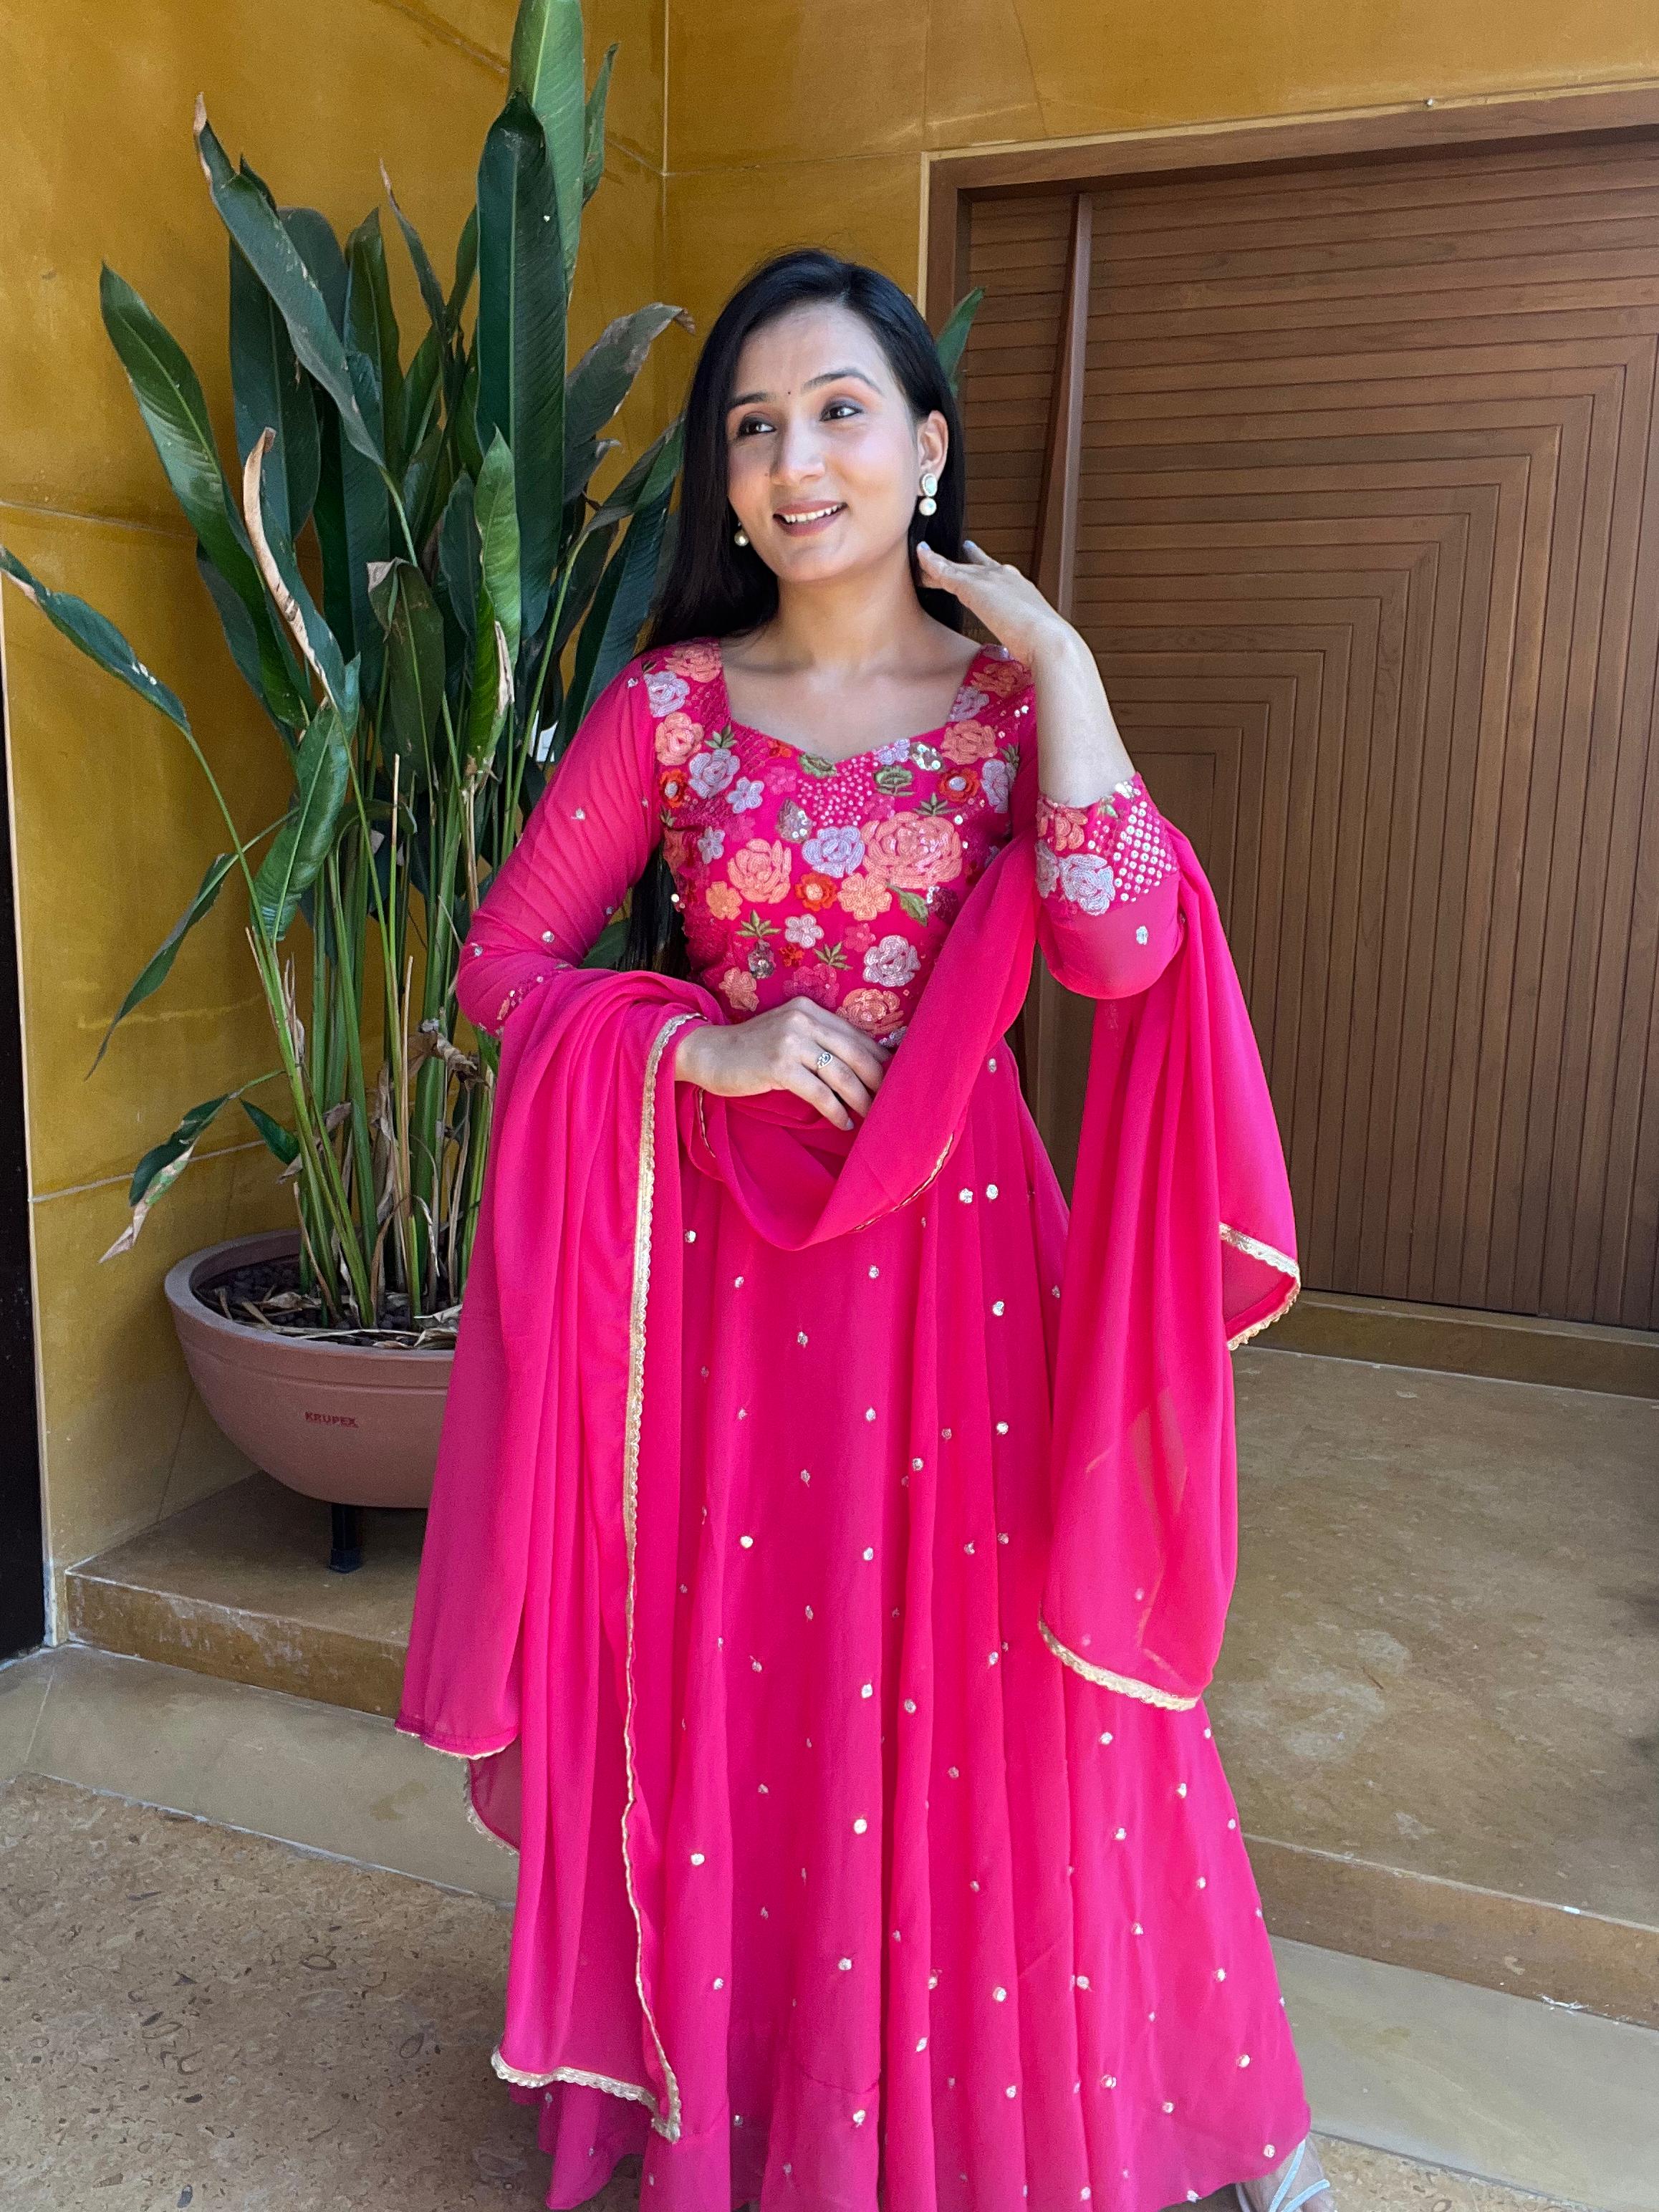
[959,135,1659,1328]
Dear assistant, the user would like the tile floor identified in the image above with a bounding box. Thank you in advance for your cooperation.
[0,1768,1590,2212]
[5,1644,1658,2211]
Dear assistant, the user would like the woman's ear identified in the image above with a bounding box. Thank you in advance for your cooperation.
[918,409,950,479]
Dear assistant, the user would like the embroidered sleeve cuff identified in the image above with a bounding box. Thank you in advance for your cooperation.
[1034,772,1177,915]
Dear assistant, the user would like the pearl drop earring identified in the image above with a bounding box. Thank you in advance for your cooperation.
[734,525,749,547]
[918,471,938,518]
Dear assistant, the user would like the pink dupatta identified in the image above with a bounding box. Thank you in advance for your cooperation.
[397,802,1297,2132]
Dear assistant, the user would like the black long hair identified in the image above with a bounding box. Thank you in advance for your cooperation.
[620,247,971,973]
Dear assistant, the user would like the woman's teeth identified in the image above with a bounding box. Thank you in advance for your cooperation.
[777,504,845,527]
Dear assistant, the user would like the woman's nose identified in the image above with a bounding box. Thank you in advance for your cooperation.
[772,416,827,484]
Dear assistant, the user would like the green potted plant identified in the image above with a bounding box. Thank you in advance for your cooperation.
[0,0,689,1546]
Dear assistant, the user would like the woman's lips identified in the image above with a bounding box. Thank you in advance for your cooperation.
[774,502,846,536]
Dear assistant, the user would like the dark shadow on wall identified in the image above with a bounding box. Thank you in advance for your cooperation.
[0,657,45,1660]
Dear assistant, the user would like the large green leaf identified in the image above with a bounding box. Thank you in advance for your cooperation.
[509,0,585,292]
[934,285,984,393]
[227,241,320,540]
[370,560,446,783]
[244,444,350,706]
[380,166,451,350]
[436,474,480,650]
[242,1097,299,1165]
[90,850,236,1072]
[194,550,304,739]
[194,103,381,467]
[345,211,404,472]
[280,205,349,333]
[0,548,191,732]
[567,424,681,726]
[564,304,691,493]
[582,413,683,538]
[98,266,309,731]
[126,1092,234,1208]
[448,206,479,327]
[549,514,613,660]
[582,42,617,205]
[463,596,513,778]
[476,91,564,641]
[252,700,353,941]
[473,433,521,663]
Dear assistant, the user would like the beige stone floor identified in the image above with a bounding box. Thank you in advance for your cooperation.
[0,1771,1587,2212]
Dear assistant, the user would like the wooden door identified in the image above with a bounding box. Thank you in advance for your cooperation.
[959,132,1659,1329]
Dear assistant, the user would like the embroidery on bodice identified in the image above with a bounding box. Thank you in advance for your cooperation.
[641,635,1038,1045]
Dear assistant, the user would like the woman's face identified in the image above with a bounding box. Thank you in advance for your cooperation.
[723,300,948,587]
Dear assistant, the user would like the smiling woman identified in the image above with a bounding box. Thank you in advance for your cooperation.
[398,247,1322,2212]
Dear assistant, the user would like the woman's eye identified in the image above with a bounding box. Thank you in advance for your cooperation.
[824,400,859,420]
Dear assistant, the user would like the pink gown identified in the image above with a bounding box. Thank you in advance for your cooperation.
[418,635,1309,2211]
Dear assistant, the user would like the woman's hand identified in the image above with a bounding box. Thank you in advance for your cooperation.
[673,1002,893,1132]
[916,538,1136,804]
[914,538,1073,670]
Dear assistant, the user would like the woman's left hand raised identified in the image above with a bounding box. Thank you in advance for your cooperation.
[914,539,1075,671]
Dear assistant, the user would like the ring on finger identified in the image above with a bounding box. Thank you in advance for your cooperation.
[814,1047,836,1069]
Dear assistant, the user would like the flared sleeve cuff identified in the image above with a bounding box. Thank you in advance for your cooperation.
[1034,773,1182,999]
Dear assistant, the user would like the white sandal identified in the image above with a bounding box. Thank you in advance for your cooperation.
[1234,2136,1335,2212]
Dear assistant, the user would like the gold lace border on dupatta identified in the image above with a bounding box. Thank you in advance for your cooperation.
[1039,1222,1299,1711]
[615,1011,703,2143]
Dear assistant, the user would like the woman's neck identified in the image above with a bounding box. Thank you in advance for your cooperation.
[730,561,966,684]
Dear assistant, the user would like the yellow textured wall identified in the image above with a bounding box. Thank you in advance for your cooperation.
[650,0,1659,410]
[0,0,667,1609]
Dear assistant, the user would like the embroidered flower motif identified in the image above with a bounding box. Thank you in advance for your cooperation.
[689,748,741,799]
[784,913,823,948]
[802,823,865,878]
[661,640,721,683]
[654,710,703,766]
[937,717,1000,765]
[863,934,921,989]
[862,812,962,889]
[776,799,812,845]
[979,757,1014,814]
[706,880,742,920]
[947,684,990,723]
[939,765,981,807]
[844,922,875,956]
[645,668,689,717]
[728,839,794,905]
[1058,851,1116,913]
[836,870,894,920]
[727,776,765,814]
[794,872,840,913]
[1037,793,1090,853]
[697,826,727,865]
[1035,840,1062,899]
[975,655,1029,698]
[874,736,913,766]
[782,966,841,1009]
[718,967,759,1012]
[658,765,692,812]
[840,986,904,1033]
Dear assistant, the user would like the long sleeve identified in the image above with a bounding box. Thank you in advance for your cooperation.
[1005,693,1183,997]
[458,657,661,1037]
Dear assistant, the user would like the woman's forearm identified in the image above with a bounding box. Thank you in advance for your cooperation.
[1029,622,1137,807]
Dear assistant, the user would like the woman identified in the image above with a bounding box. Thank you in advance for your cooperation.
[398,248,1331,2212]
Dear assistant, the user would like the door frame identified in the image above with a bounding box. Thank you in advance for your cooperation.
[923,82,1659,319]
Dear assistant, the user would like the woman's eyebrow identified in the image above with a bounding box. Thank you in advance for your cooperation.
[726,366,882,409]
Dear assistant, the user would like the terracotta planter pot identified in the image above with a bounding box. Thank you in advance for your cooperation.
[165,1230,453,1512]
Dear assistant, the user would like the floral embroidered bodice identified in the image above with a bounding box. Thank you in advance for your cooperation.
[635,636,1178,1045]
